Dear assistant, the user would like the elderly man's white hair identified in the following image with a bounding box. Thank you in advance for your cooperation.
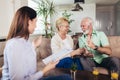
[81,17,94,25]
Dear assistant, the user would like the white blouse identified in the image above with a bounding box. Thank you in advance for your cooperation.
[51,33,74,54]
[2,37,43,80]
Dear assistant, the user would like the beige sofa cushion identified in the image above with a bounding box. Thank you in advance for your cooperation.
[0,41,5,67]
[36,38,52,61]
[35,38,52,71]
[108,36,120,58]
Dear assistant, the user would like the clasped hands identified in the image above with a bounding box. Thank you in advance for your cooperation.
[71,48,93,57]
[82,48,94,57]
[71,39,96,57]
[82,38,97,57]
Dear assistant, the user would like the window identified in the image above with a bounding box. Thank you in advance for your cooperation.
[28,0,50,34]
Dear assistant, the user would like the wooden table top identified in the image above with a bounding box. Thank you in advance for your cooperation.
[51,68,111,80]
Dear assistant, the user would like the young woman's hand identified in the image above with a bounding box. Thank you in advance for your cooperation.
[42,60,59,74]
[32,36,42,48]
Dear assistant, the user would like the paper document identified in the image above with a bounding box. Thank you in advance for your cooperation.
[42,49,73,65]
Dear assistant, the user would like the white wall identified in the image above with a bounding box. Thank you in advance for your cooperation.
[0,0,27,38]
[0,0,14,38]
[51,3,96,35]
[0,0,95,37]
[116,1,120,35]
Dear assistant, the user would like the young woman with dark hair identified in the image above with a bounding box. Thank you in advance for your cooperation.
[2,6,72,80]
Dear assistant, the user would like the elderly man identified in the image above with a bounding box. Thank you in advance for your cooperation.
[78,17,120,74]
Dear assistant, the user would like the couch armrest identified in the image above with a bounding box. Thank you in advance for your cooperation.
[0,67,2,78]
[0,54,3,58]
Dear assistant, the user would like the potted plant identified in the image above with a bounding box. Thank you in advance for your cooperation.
[70,62,77,80]
[32,0,56,38]
[71,63,77,71]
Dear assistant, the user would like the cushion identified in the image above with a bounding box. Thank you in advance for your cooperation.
[36,38,52,61]
[0,41,6,67]
[108,36,120,58]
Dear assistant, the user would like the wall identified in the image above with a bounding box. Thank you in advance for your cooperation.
[96,5,115,36]
[51,3,96,35]
[0,0,14,38]
[0,0,95,37]
[0,0,27,38]
[115,1,120,35]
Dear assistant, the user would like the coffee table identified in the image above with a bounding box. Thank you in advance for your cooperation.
[51,68,111,80]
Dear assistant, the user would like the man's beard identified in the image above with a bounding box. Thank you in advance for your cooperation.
[83,29,89,35]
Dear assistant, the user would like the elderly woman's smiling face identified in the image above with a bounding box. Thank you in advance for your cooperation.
[58,21,70,34]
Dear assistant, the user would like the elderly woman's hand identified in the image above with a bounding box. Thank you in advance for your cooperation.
[70,48,85,57]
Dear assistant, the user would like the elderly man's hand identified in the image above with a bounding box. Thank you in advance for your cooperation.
[83,48,94,58]
[87,39,96,50]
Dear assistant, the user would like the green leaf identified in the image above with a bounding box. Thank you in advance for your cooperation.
[71,63,77,71]
[32,0,56,38]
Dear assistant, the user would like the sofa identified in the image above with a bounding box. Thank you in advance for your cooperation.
[0,35,120,78]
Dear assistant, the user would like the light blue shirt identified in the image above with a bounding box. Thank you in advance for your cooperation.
[79,30,109,64]
[2,37,43,80]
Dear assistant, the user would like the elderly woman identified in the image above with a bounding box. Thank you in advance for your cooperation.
[51,17,84,70]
